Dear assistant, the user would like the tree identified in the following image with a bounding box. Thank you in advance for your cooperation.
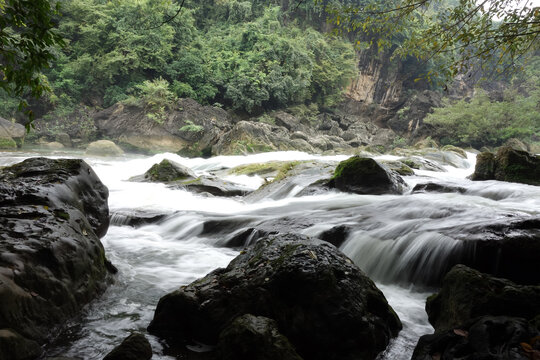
[317,0,540,81]
[0,0,64,122]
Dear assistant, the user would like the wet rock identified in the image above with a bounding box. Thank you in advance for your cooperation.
[447,216,540,285]
[470,151,496,180]
[412,316,538,360]
[224,228,277,248]
[380,160,415,176]
[174,175,252,197]
[110,210,171,227]
[471,146,540,185]
[0,158,113,359]
[86,140,124,156]
[327,156,406,195]
[412,182,466,194]
[398,156,447,172]
[426,265,540,332]
[103,333,152,360]
[140,159,197,182]
[217,314,304,360]
[318,225,351,248]
[148,234,402,360]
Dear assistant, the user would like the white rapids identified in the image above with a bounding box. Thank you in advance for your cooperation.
[1,148,538,359]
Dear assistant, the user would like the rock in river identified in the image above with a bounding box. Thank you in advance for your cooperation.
[412,265,540,360]
[327,156,406,195]
[471,146,540,185]
[0,157,114,360]
[148,234,402,360]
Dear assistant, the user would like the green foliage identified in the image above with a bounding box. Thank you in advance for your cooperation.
[131,78,176,125]
[179,120,204,132]
[425,85,540,148]
[322,0,540,82]
[0,0,65,122]
[43,1,356,115]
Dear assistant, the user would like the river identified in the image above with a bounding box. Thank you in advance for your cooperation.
[1,148,539,359]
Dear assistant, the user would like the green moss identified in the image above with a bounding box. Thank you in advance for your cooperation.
[401,159,421,169]
[147,159,191,182]
[231,161,302,185]
[229,162,285,176]
[333,156,378,180]
[0,137,17,149]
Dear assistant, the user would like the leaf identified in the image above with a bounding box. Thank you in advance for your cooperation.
[453,329,469,337]
[522,342,533,353]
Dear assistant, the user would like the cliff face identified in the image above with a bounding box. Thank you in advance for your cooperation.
[346,49,404,108]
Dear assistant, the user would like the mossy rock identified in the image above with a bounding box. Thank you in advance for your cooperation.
[0,137,17,149]
[329,156,405,195]
[144,159,196,182]
[472,147,539,185]
[495,146,540,185]
[440,145,467,158]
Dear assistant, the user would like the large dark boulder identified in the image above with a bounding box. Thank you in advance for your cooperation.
[148,234,402,360]
[412,266,540,360]
[103,333,152,360]
[426,265,540,332]
[0,158,113,360]
[471,146,540,185]
[327,156,406,195]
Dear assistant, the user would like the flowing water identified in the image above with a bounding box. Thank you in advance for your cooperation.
[1,148,539,359]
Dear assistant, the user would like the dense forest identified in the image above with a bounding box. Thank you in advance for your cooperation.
[0,0,538,149]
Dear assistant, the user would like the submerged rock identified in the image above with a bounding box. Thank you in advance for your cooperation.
[148,234,402,360]
[103,333,152,360]
[412,182,466,194]
[328,156,406,195]
[0,158,113,359]
[471,146,540,185]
